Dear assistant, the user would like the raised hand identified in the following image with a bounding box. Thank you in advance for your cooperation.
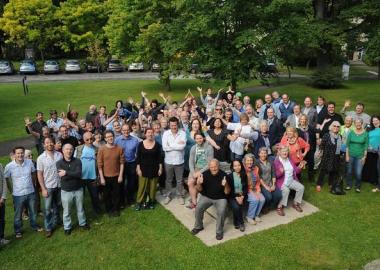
[221,176,227,186]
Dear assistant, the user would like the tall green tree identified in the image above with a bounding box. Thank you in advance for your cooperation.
[57,0,108,54]
[0,0,59,60]
[105,0,181,90]
[175,0,266,90]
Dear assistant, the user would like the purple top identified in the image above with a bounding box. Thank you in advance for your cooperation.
[273,157,301,189]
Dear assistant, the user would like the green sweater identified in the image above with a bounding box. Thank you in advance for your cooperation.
[347,131,369,158]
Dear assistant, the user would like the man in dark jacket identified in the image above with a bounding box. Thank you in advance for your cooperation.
[57,143,89,235]
[267,108,284,147]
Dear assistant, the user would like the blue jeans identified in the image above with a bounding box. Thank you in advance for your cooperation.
[346,156,364,188]
[261,187,282,209]
[13,193,39,233]
[247,192,265,219]
[61,189,86,230]
[43,188,61,232]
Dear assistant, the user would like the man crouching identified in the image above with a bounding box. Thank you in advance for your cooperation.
[191,159,230,241]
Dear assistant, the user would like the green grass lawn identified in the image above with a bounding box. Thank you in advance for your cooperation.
[0,78,379,143]
[1,79,380,269]
[0,79,254,142]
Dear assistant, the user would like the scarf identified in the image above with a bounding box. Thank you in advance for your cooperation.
[330,132,342,155]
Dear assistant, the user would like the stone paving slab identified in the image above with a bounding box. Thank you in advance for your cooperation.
[157,193,319,246]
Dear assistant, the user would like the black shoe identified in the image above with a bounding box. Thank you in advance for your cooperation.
[191,227,204,235]
[135,203,142,211]
[234,225,240,230]
[80,224,90,230]
[148,202,155,210]
[216,233,223,240]
[239,224,245,232]
[64,229,71,236]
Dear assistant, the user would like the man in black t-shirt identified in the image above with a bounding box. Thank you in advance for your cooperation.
[191,159,230,241]
[317,101,344,137]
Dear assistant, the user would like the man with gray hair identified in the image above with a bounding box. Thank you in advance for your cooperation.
[191,159,230,241]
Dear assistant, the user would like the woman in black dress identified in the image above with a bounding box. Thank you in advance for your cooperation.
[136,128,163,210]
[316,121,343,192]
[207,118,233,162]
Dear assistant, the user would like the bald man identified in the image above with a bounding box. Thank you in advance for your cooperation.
[56,143,89,235]
[191,159,230,241]
[74,132,101,215]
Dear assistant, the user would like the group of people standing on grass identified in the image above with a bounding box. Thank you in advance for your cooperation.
[0,86,379,243]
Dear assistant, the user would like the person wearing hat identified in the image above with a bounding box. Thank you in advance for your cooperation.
[47,109,64,139]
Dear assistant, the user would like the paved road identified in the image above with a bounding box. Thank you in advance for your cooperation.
[0,71,309,84]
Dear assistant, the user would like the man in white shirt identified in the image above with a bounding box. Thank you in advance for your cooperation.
[4,146,43,238]
[47,110,64,138]
[37,137,63,238]
[162,117,187,205]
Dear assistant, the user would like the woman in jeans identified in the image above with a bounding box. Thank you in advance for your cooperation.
[257,147,282,213]
[243,154,265,225]
[186,132,214,209]
[226,160,248,232]
[345,118,369,192]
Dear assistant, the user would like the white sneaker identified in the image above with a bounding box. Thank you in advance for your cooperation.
[164,196,172,205]
[246,217,257,225]
[255,216,262,222]
[0,238,10,246]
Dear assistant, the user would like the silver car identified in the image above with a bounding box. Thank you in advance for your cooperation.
[44,60,60,74]
[0,60,14,75]
[65,59,81,73]
[19,60,37,74]
[128,62,144,72]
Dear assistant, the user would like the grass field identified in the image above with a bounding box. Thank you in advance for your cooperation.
[0,78,380,269]
[0,78,379,143]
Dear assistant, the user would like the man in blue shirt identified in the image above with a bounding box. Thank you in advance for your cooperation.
[4,146,43,238]
[75,132,101,215]
[115,124,140,206]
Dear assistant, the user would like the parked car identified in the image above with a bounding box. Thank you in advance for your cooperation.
[151,63,160,72]
[43,60,60,74]
[128,62,144,72]
[0,60,15,75]
[65,59,81,73]
[19,59,38,74]
[85,61,103,73]
[107,59,124,72]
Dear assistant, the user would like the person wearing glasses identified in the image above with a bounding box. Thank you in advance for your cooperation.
[316,121,343,192]
[74,132,102,215]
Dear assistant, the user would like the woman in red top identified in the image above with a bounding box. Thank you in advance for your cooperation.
[280,127,309,180]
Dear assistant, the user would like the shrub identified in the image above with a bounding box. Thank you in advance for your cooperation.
[311,68,343,89]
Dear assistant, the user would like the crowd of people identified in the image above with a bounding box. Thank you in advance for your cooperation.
[0,87,379,243]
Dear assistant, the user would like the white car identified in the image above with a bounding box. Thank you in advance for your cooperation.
[65,59,81,73]
[128,62,144,72]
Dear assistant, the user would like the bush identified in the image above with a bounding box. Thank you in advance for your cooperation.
[311,68,343,89]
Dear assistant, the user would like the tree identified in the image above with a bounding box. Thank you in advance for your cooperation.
[56,0,108,54]
[0,0,60,60]
[173,0,267,90]
[87,39,108,72]
[105,0,181,90]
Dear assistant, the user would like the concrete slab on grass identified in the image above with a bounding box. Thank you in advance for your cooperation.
[157,193,319,246]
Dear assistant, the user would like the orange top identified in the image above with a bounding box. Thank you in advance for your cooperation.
[280,136,310,164]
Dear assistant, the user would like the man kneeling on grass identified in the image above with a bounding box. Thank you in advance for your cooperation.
[56,143,89,235]
[191,159,230,241]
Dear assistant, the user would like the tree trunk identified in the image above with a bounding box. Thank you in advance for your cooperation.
[314,0,332,71]
[230,78,237,91]
[306,59,311,70]
[39,49,44,62]
[164,76,171,91]
[287,65,292,78]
